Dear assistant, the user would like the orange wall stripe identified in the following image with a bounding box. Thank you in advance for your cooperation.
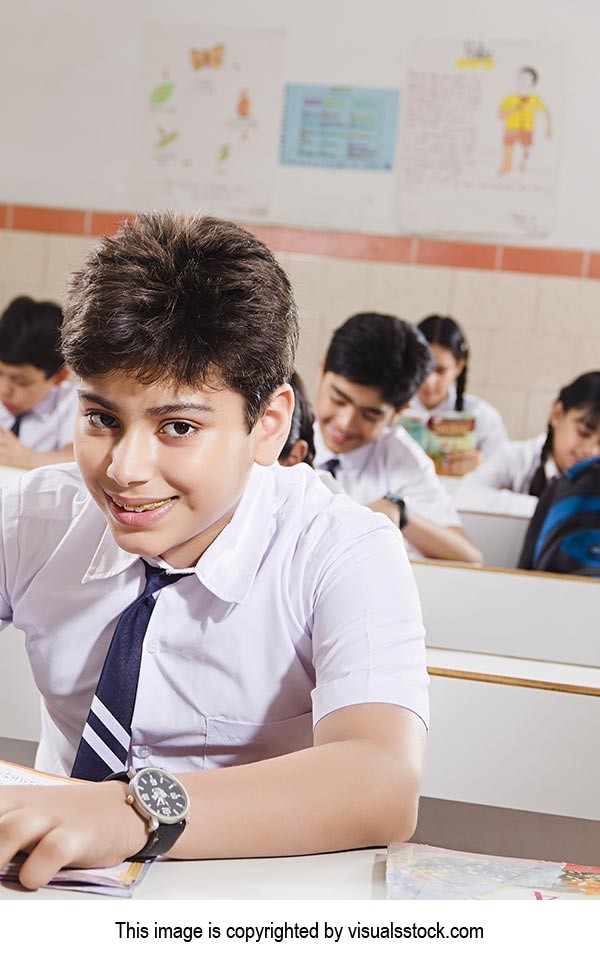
[1,202,598,279]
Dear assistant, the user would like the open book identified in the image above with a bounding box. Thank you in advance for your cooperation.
[387,843,600,900]
[0,759,149,897]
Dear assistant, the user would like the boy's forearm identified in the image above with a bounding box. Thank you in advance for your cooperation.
[369,498,482,564]
[172,739,422,860]
[24,444,75,468]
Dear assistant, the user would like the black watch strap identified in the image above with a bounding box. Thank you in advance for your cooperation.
[105,770,188,862]
[383,493,408,530]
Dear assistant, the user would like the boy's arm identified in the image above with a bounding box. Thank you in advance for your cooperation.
[369,497,482,563]
[0,702,426,888]
[0,428,74,469]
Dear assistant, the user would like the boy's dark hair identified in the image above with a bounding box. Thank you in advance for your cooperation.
[0,296,64,377]
[279,371,315,466]
[62,212,298,429]
[323,312,433,409]
[520,66,539,85]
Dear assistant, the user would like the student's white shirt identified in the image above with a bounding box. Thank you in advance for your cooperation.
[314,421,461,532]
[0,381,78,451]
[406,386,509,458]
[0,461,429,777]
[457,433,558,516]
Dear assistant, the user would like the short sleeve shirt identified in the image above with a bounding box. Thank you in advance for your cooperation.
[0,461,429,777]
[0,380,78,451]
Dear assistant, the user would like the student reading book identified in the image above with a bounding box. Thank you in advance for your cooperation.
[0,213,428,890]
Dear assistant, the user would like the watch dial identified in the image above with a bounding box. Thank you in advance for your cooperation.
[135,769,189,822]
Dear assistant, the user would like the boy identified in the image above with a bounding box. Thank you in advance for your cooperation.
[498,66,552,175]
[0,296,77,468]
[0,214,428,889]
[314,313,482,563]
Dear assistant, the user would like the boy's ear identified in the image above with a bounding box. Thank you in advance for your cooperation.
[48,365,70,386]
[254,383,295,467]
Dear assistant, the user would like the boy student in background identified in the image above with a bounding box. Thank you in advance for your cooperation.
[0,214,428,890]
[313,313,482,564]
[405,314,508,475]
[0,296,77,468]
[459,372,600,514]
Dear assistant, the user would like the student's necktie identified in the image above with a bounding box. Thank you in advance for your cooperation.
[320,457,340,479]
[10,415,22,437]
[71,561,194,781]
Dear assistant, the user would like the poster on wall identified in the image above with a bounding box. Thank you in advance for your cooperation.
[134,24,285,218]
[396,40,562,238]
[280,84,399,170]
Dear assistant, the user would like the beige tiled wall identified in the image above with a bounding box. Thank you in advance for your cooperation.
[1,229,599,440]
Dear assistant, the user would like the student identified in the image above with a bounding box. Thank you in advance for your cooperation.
[278,371,315,467]
[405,314,508,474]
[459,371,600,512]
[313,313,482,564]
[0,214,428,890]
[0,296,77,468]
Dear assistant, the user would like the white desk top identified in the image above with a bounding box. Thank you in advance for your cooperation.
[0,847,387,900]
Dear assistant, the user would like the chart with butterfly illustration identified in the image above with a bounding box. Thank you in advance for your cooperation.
[135,23,285,217]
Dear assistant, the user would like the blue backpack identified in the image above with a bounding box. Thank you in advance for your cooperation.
[518,456,600,577]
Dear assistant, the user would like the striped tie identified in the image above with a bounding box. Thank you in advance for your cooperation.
[71,561,193,781]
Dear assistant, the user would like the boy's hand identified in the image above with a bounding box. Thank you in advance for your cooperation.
[0,427,38,469]
[0,781,149,889]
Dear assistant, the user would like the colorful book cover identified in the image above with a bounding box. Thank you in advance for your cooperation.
[386,843,600,900]
[399,413,476,474]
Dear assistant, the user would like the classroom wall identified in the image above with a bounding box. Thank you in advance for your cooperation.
[1,225,598,439]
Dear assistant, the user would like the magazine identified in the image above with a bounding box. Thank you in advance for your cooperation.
[399,412,476,474]
[386,842,600,900]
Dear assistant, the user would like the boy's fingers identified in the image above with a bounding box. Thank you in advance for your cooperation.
[0,809,53,874]
[18,827,79,890]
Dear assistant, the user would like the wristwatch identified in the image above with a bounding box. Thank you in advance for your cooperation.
[383,492,409,530]
[105,766,190,861]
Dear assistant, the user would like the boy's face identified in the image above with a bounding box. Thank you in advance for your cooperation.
[74,373,291,568]
[0,361,65,416]
[315,371,397,454]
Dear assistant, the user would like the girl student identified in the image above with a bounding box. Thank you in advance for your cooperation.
[461,371,600,501]
[405,314,508,475]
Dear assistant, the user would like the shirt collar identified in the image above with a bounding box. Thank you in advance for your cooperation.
[314,420,377,474]
[81,464,276,605]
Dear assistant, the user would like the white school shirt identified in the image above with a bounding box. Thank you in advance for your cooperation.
[0,380,78,451]
[457,434,558,515]
[0,461,429,777]
[406,386,509,458]
[314,421,461,531]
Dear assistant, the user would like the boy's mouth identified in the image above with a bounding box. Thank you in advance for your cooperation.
[108,495,176,513]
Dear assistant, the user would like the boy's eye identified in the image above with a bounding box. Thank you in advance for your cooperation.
[162,421,196,438]
[87,411,118,429]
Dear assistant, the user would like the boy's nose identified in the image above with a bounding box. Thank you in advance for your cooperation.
[106,432,154,487]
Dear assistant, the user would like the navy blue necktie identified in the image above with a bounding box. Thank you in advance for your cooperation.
[10,416,22,437]
[71,561,193,781]
[321,457,340,479]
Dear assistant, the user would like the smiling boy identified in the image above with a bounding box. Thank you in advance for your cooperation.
[0,214,428,889]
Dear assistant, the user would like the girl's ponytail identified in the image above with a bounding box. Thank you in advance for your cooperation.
[418,315,469,411]
[528,428,554,497]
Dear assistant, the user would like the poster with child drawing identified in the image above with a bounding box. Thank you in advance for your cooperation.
[134,23,285,218]
[396,40,562,238]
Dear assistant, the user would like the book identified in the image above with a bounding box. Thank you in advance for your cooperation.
[398,412,476,474]
[386,843,600,900]
[0,758,150,897]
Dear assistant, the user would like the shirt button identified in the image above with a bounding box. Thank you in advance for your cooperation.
[137,745,152,759]
[147,637,160,654]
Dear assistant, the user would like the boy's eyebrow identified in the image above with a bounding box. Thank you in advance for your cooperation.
[78,391,216,417]
[331,383,385,417]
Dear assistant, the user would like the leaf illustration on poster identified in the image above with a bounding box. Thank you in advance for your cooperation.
[134,24,285,218]
[397,40,562,238]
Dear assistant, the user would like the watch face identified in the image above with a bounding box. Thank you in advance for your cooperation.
[132,768,190,824]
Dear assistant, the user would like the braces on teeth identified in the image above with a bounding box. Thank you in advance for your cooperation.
[112,497,173,513]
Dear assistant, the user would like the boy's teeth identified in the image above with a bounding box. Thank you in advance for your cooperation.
[113,497,172,512]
